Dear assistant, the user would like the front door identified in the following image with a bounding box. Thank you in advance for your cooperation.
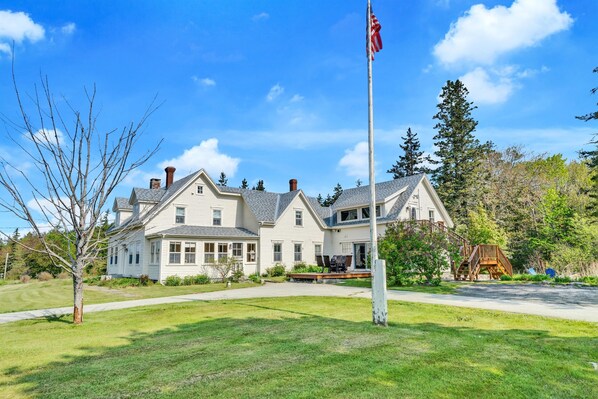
[353,243,370,270]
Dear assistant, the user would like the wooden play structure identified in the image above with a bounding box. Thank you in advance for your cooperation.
[417,221,513,281]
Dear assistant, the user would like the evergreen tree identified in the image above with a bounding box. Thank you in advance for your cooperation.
[319,183,343,207]
[316,194,324,206]
[252,180,265,191]
[218,172,228,186]
[355,179,363,187]
[577,66,598,219]
[240,178,249,189]
[387,127,431,179]
[431,79,490,224]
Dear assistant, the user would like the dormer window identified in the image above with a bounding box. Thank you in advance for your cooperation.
[340,209,358,221]
[175,207,185,224]
[361,206,381,219]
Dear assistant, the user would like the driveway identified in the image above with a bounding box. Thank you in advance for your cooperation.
[0,282,597,324]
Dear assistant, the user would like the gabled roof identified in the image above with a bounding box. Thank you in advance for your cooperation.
[131,187,164,203]
[113,197,133,212]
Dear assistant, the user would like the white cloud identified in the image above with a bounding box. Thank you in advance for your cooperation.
[60,22,76,35]
[266,84,284,102]
[0,10,45,54]
[252,12,269,22]
[192,76,216,87]
[290,94,304,103]
[459,67,515,105]
[338,142,369,179]
[434,0,573,66]
[29,128,65,145]
[159,138,240,178]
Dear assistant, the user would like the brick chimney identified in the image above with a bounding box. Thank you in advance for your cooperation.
[165,166,176,189]
[149,178,161,189]
[289,178,297,192]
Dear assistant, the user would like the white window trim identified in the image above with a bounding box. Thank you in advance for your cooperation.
[196,184,204,195]
[174,205,186,224]
[212,207,223,226]
[294,209,303,227]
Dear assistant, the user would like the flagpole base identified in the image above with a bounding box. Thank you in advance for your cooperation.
[372,259,388,326]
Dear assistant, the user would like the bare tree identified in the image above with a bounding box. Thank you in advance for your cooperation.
[0,63,161,324]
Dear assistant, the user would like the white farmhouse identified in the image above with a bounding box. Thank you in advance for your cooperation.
[107,167,453,281]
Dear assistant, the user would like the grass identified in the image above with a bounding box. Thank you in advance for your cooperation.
[0,297,596,398]
[337,278,465,294]
[0,279,256,313]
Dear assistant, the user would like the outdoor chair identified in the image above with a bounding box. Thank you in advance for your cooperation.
[343,255,352,272]
[316,255,326,272]
[338,256,347,273]
[323,255,332,272]
[330,255,339,273]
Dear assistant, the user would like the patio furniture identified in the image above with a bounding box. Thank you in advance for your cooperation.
[323,255,332,272]
[316,255,326,272]
[342,255,352,272]
[338,256,347,272]
[330,255,339,273]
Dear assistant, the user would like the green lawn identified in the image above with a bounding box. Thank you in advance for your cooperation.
[337,278,466,294]
[1,297,596,398]
[0,279,256,313]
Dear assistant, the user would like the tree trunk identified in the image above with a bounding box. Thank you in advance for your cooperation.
[72,271,84,324]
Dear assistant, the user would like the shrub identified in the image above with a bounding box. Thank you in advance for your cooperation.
[139,274,151,286]
[248,273,261,283]
[37,271,54,281]
[193,274,211,285]
[20,275,31,283]
[292,263,322,273]
[266,264,286,277]
[531,274,550,282]
[579,276,598,286]
[500,274,513,281]
[164,275,182,286]
[182,275,195,286]
[554,276,572,284]
[231,270,244,283]
[57,271,70,279]
[379,220,460,286]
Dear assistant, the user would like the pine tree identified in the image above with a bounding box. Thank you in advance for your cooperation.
[316,194,324,206]
[240,178,249,189]
[218,172,228,186]
[387,128,431,179]
[577,67,598,219]
[252,180,265,191]
[332,183,343,204]
[355,179,363,187]
[431,80,490,224]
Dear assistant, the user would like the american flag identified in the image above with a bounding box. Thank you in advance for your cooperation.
[368,6,382,60]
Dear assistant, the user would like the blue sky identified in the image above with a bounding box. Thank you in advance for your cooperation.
[0,0,596,231]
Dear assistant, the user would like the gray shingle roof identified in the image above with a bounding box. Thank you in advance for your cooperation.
[113,197,133,211]
[333,174,424,209]
[241,190,280,222]
[132,187,165,203]
[156,226,258,238]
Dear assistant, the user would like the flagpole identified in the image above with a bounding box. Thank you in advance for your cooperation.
[367,0,388,326]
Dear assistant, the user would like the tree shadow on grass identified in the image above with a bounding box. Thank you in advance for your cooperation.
[5,301,598,399]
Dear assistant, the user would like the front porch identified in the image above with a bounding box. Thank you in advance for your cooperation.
[288,271,371,282]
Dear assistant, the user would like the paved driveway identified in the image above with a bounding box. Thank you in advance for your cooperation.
[1,282,597,324]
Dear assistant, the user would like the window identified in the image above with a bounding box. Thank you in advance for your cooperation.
[169,241,181,264]
[273,243,282,262]
[184,242,196,264]
[218,243,228,262]
[128,247,133,264]
[150,241,160,264]
[204,243,215,264]
[109,248,113,265]
[361,206,381,219]
[197,185,204,194]
[341,242,351,255]
[246,243,256,263]
[135,242,140,264]
[213,209,222,226]
[314,244,322,257]
[114,249,118,265]
[340,209,358,221]
[232,243,243,259]
[295,210,303,226]
[410,207,417,220]
[429,210,435,223]
[175,207,185,224]
[294,243,302,262]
